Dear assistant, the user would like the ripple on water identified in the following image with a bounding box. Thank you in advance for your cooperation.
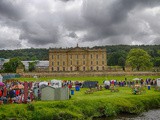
[115,109,160,120]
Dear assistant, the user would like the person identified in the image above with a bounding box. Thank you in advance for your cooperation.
[9,89,15,98]
[27,96,31,103]
[0,100,3,105]
[15,90,20,96]
[104,80,110,89]
[15,95,19,103]
[89,84,92,90]
[38,90,41,100]
[0,89,3,98]
[8,97,13,104]
[111,80,114,87]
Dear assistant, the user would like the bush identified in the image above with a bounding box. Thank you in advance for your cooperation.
[27,103,35,111]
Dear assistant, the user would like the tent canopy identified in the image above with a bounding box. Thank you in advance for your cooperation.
[82,81,98,88]
[133,78,141,81]
[0,82,4,86]
[50,79,62,88]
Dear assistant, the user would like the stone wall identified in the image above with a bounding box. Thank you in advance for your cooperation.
[20,71,160,77]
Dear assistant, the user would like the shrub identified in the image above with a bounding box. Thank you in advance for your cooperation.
[27,103,35,111]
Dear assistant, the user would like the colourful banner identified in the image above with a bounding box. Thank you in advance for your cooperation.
[24,82,28,103]
[3,87,7,97]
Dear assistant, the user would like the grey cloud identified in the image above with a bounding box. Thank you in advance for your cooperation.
[0,38,21,49]
[60,9,86,31]
[0,0,24,20]
[59,0,73,2]
[0,0,160,50]
[57,0,74,2]
[81,0,160,43]
[153,37,160,45]
[68,32,78,38]
[19,19,60,45]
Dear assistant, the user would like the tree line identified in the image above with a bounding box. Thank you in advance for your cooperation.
[0,48,49,60]
[0,45,160,73]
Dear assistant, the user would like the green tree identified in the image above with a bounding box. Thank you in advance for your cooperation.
[118,57,125,71]
[153,50,160,67]
[126,48,153,71]
[108,50,127,67]
[153,57,160,67]
[29,61,38,72]
[3,57,24,73]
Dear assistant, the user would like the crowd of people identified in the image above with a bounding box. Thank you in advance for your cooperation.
[0,78,159,104]
[104,78,157,89]
[0,80,34,104]
[0,80,81,104]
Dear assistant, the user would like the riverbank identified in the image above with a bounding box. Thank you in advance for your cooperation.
[0,87,160,120]
[106,109,160,120]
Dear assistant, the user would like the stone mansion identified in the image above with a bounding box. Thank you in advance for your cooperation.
[49,45,107,72]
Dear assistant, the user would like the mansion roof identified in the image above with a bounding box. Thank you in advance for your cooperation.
[49,46,106,53]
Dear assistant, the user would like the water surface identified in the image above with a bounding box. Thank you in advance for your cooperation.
[94,109,160,120]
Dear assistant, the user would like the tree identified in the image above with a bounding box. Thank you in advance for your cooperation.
[118,57,125,71]
[107,50,127,67]
[153,50,160,67]
[153,57,160,67]
[126,48,153,71]
[28,61,38,72]
[3,57,24,73]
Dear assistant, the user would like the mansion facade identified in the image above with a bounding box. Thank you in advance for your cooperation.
[49,46,107,72]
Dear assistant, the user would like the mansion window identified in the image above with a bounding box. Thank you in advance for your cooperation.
[96,61,98,65]
[102,54,104,59]
[76,55,78,59]
[57,67,59,71]
[83,67,85,71]
[70,55,72,59]
[52,62,54,66]
[96,54,98,59]
[52,55,54,59]
[52,67,54,71]
[63,61,65,65]
[102,61,104,65]
[90,54,92,59]
[83,54,85,59]
[90,66,93,71]
[91,61,93,65]
[70,67,72,71]
[102,66,104,70]
[63,67,65,71]
[57,62,59,65]
[83,61,85,65]
[96,66,99,70]
[57,55,59,59]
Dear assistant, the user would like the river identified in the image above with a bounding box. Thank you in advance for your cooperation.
[94,109,160,120]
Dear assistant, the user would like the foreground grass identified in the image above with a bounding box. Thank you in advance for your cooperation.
[1,87,160,120]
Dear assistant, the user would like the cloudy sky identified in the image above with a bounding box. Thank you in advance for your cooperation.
[0,0,160,49]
